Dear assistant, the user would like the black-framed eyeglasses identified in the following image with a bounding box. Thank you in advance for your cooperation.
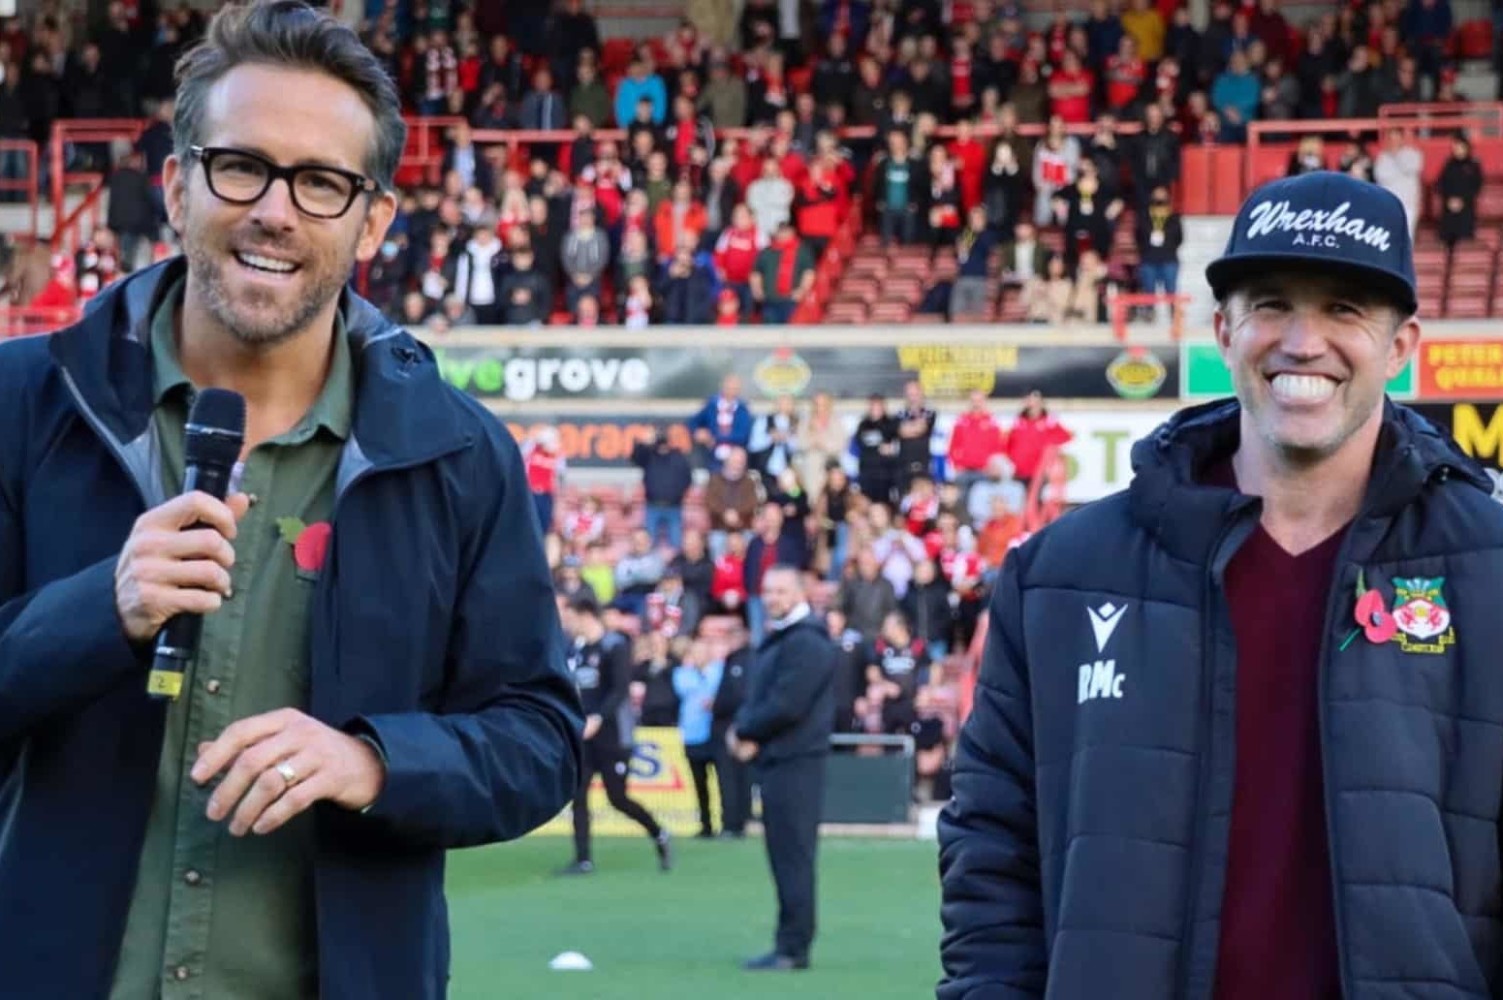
[188,145,380,220]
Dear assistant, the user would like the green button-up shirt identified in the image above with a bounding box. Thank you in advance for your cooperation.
[111,278,353,1000]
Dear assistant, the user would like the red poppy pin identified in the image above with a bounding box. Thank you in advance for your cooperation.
[276,517,332,573]
[1342,569,1396,650]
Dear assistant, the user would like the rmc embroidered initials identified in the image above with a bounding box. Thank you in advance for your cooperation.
[1078,659,1126,703]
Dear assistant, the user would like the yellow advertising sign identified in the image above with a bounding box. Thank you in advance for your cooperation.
[532,728,720,838]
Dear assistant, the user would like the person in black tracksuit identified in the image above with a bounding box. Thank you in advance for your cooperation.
[730,567,837,971]
[560,595,672,875]
[894,381,938,493]
[855,394,900,506]
[710,633,756,838]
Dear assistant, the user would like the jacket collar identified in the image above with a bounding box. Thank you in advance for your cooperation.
[49,258,475,502]
[1127,396,1491,565]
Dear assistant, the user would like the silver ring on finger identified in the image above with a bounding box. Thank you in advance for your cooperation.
[275,761,299,788]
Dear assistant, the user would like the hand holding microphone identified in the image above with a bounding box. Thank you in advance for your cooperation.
[115,490,248,644]
[113,388,248,698]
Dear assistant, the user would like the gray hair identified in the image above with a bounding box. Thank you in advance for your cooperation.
[172,0,406,190]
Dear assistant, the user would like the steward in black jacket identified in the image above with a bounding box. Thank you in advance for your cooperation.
[710,641,756,836]
[735,612,836,765]
[733,568,837,970]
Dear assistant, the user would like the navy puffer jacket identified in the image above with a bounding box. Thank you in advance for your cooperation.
[939,398,1503,999]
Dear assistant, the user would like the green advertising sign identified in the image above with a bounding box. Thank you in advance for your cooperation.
[1179,343,1415,401]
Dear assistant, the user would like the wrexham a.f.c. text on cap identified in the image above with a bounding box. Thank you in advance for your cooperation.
[1205,171,1419,317]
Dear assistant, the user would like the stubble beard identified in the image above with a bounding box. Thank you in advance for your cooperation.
[1246,375,1381,469]
[181,203,354,349]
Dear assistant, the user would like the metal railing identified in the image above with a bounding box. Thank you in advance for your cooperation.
[0,139,39,237]
[1245,109,1503,195]
[49,118,146,241]
[829,733,916,755]
[1110,291,1191,341]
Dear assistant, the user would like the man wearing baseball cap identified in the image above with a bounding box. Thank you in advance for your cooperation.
[939,171,1503,998]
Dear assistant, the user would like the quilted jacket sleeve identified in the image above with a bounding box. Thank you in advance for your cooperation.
[937,551,1047,999]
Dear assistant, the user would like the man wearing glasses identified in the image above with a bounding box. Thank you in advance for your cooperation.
[0,3,582,998]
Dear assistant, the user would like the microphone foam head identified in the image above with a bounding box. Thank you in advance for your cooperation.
[185,388,246,468]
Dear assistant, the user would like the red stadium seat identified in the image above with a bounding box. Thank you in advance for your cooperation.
[1455,20,1494,60]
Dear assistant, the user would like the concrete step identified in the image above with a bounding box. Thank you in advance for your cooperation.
[591,0,684,40]
[597,15,681,40]
[1457,67,1499,102]
[0,192,93,241]
[1179,216,1236,327]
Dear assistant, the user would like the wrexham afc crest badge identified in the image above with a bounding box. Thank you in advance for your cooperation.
[1390,577,1456,654]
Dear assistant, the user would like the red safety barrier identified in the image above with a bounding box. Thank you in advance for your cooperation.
[49,117,146,249]
[1109,292,1191,341]
[0,139,38,237]
[1378,101,1503,135]
[1245,110,1502,199]
[1179,144,1245,215]
[393,115,466,189]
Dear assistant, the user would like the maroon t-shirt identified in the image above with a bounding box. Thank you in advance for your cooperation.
[1212,500,1346,1000]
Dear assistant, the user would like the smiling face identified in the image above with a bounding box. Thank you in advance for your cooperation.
[165,63,396,349]
[1215,269,1419,468]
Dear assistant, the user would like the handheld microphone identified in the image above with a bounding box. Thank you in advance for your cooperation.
[146,388,246,701]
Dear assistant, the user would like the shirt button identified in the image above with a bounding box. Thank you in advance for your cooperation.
[183,869,202,886]
[205,679,222,694]
[172,966,190,981]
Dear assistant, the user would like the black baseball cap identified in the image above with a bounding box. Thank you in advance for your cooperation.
[1206,171,1417,316]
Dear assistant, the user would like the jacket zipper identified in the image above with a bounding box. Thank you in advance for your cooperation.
[58,365,151,510]
[1178,517,1241,1000]
[1318,544,1360,1000]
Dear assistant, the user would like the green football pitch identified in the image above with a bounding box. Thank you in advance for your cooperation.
[445,834,943,999]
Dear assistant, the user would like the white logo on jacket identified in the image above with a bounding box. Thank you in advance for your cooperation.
[1079,602,1128,703]
[1088,601,1127,653]
[1078,659,1126,703]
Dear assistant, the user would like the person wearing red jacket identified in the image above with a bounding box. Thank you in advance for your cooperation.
[769,131,808,188]
[653,177,709,260]
[1104,36,1147,111]
[28,253,80,313]
[1048,50,1095,124]
[731,135,767,194]
[1004,390,1074,487]
[710,530,750,617]
[713,203,767,316]
[522,426,567,537]
[948,118,988,213]
[947,390,1007,497]
[795,156,844,257]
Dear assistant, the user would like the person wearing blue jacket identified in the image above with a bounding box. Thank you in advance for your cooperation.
[0,5,582,998]
[613,55,668,127]
[940,171,1503,999]
[674,636,725,838]
[688,373,755,472]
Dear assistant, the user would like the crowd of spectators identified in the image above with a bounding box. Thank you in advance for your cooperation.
[525,374,1075,800]
[0,0,1494,325]
[354,0,1491,329]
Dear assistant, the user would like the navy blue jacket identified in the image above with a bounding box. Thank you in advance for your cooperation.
[736,613,836,765]
[940,399,1503,999]
[687,393,753,471]
[0,260,583,999]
